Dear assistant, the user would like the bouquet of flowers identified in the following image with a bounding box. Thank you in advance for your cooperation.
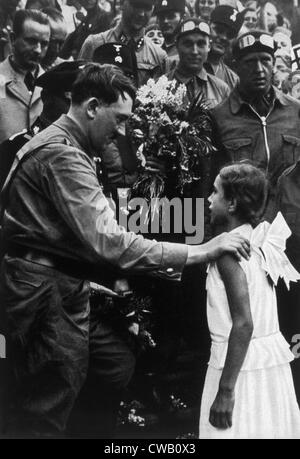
[127,75,216,203]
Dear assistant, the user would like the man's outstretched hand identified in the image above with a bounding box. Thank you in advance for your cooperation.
[205,233,251,262]
[187,233,251,266]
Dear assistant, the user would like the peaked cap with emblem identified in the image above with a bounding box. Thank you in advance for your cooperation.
[232,30,277,60]
[36,60,86,93]
[155,0,186,14]
[93,43,138,81]
[210,5,245,39]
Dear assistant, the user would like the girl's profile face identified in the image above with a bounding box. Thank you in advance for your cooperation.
[208,175,229,227]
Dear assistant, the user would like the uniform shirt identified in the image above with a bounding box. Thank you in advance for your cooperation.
[79,22,168,87]
[211,86,300,220]
[167,66,230,109]
[1,115,187,280]
[204,59,239,92]
[0,116,47,191]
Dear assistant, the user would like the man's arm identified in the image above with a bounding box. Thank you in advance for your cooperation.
[45,147,250,280]
[209,255,253,430]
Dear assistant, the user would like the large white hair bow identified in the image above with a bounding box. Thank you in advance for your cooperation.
[251,213,300,290]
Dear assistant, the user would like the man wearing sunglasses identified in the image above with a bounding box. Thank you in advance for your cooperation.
[204,5,244,91]
[167,18,230,109]
[211,30,300,223]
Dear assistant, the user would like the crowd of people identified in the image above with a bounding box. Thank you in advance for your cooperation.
[0,0,300,439]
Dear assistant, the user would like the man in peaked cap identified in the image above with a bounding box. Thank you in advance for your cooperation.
[155,0,186,62]
[0,60,85,191]
[211,30,300,222]
[79,0,168,87]
[205,5,244,90]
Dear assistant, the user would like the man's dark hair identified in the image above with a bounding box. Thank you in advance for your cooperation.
[219,162,268,227]
[71,63,136,106]
[25,0,52,10]
[13,9,50,38]
[41,6,65,23]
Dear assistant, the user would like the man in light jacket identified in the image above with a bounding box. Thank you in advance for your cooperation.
[0,9,50,143]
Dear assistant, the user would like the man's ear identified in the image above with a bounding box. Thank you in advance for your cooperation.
[86,97,101,120]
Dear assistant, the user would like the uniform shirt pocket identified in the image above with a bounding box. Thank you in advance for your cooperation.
[223,137,253,162]
[282,135,300,167]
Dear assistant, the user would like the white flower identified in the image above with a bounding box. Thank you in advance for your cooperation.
[136,76,187,111]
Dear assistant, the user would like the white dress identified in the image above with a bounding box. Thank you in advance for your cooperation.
[199,213,300,439]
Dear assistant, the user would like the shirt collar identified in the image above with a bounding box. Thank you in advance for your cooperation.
[174,67,208,85]
[9,55,40,78]
[115,21,145,47]
[53,115,94,157]
[230,85,289,115]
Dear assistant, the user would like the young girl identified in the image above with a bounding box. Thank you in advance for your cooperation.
[199,163,300,439]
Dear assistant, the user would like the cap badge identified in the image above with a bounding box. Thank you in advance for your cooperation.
[230,10,238,22]
[113,45,122,52]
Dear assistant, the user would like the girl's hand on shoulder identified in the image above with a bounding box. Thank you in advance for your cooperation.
[209,388,235,430]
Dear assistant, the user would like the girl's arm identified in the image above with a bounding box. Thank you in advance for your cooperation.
[209,254,254,430]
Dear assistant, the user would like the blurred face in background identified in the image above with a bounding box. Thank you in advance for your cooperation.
[145,26,164,47]
[210,22,232,57]
[273,32,291,58]
[122,0,154,33]
[157,11,182,40]
[244,9,257,31]
[43,18,67,67]
[265,2,278,33]
[273,55,291,89]
[291,72,300,99]
[197,0,217,23]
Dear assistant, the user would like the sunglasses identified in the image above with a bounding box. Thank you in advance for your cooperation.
[180,20,210,36]
[238,33,275,50]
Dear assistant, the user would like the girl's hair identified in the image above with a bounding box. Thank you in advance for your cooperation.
[219,162,268,226]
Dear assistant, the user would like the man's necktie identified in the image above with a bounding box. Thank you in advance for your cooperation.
[187,76,197,102]
[24,72,35,93]
[125,38,139,87]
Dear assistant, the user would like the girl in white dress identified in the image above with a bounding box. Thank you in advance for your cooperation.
[199,163,300,439]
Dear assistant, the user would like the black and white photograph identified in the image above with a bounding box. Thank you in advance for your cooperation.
[0,0,300,442]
